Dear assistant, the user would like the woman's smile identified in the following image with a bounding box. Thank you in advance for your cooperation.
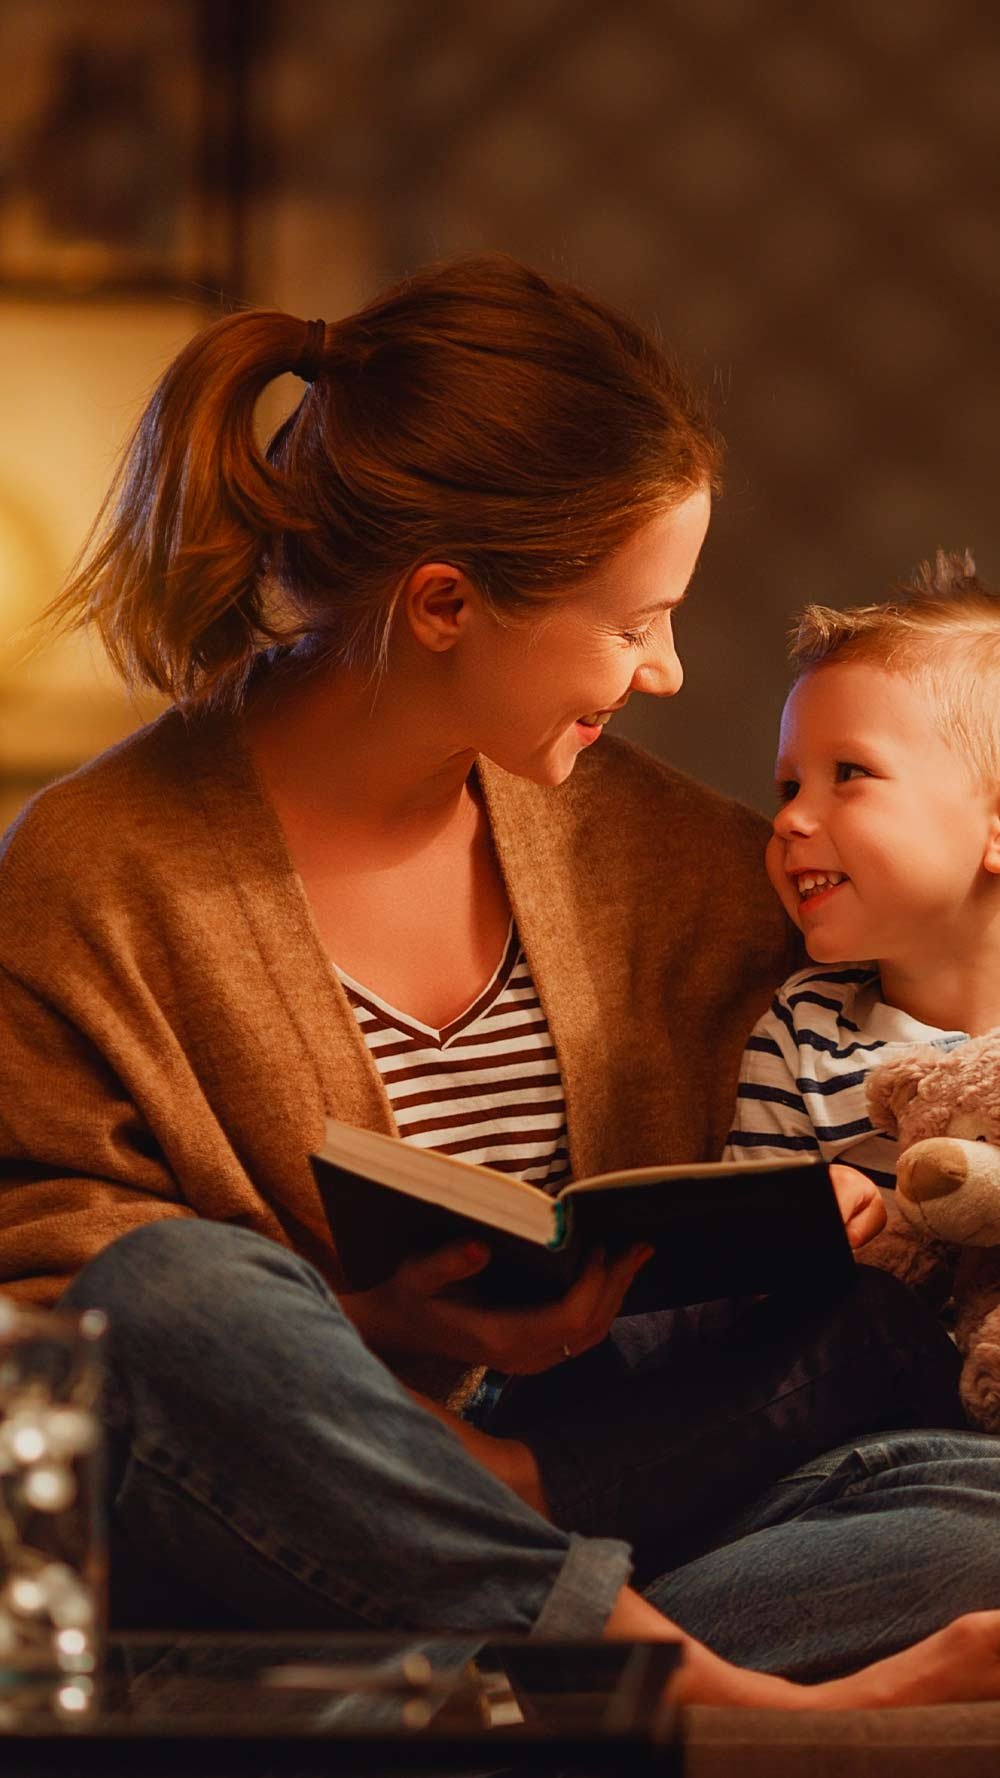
[574,704,622,742]
[469,494,707,789]
[575,718,606,743]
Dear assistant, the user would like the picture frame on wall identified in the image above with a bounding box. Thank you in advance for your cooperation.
[0,0,253,300]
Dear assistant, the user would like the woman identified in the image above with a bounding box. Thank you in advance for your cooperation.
[3,254,1000,1708]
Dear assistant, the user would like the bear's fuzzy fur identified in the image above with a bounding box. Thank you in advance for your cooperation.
[861,1030,1000,1432]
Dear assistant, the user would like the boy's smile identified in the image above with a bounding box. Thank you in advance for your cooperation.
[792,869,848,909]
[767,659,1000,996]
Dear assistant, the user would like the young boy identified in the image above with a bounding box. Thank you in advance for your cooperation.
[726,549,1000,1189]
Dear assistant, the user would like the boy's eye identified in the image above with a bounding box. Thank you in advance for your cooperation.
[775,780,799,804]
[836,761,871,783]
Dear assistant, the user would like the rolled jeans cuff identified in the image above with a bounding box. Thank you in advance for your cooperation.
[532,1533,633,1638]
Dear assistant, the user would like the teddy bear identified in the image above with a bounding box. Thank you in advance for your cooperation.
[860,1028,1000,1434]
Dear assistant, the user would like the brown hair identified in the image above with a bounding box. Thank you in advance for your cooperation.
[788,549,1000,780]
[50,253,722,708]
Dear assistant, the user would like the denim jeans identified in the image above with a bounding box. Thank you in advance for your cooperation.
[646,1431,1000,1681]
[61,1220,1000,1679]
[482,1269,966,1582]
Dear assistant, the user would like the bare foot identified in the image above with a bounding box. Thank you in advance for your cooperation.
[805,1613,1000,1710]
[606,1591,1000,1712]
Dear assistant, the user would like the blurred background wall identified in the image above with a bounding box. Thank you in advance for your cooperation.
[1,0,997,829]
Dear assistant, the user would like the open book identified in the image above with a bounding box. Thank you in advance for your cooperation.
[312,1120,855,1310]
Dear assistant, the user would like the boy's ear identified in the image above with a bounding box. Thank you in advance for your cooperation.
[983,808,1000,876]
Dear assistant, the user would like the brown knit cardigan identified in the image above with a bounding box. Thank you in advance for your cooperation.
[0,711,796,1309]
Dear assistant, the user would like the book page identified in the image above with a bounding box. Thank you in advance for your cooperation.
[317,1120,558,1244]
[564,1155,823,1197]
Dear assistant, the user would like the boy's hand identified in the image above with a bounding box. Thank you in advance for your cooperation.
[830,1163,887,1248]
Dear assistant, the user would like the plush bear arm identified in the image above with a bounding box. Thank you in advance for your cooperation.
[865,1042,955,1139]
[955,1252,1000,1434]
[953,1247,1000,1351]
[858,1191,956,1313]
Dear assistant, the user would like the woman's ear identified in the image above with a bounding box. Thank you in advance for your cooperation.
[402,562,476,653]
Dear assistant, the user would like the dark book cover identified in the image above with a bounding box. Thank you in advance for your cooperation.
[312,1138,855,1310]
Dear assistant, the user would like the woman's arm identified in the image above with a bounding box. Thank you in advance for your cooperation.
[0,962,194,1304]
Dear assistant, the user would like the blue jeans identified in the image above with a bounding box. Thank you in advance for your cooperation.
[483,1272,966,1583]
[647,1431,1000,1680]
[61,1220,1000,1679]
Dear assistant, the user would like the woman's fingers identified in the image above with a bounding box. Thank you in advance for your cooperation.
[502,1243,654,1371]
[587,1242,656,1329]
[517,1244,634,1357]
[370,1238,656,1375]
[397,1239,492,1296]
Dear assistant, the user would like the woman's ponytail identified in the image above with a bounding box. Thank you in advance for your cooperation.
[51,255,721,710]
[50,310,321,706]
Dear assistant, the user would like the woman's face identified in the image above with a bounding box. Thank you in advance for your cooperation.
[460,487,711,786]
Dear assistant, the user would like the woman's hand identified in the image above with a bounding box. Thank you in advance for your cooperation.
[339,1239,654,1372]
[830,1163,887,1249]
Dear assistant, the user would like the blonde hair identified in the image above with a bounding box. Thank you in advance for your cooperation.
[48,253,721,709]
[789,549,1000,782]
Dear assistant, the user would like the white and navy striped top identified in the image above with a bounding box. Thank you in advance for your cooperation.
[335,922,571,1194]
[724,965,967,1188]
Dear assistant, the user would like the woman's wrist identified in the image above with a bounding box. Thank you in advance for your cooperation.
[337,1285,400,1354]
[338,1282,475,1364]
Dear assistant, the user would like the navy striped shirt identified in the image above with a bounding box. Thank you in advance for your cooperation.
[724,965,967,1186]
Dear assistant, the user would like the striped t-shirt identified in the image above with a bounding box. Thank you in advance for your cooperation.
[724,965,967,1187]
[335,921,570,1193]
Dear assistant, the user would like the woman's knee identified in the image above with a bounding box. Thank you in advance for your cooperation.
[60,1216,327,1342]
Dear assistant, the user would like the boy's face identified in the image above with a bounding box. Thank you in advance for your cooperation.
[767,660,1000,976]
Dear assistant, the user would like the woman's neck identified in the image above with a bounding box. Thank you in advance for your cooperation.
[244,649,477,839]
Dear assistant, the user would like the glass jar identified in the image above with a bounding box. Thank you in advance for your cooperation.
[0,1296,106,1706]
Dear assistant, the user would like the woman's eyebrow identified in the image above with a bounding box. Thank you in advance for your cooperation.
[629,590,689,618]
